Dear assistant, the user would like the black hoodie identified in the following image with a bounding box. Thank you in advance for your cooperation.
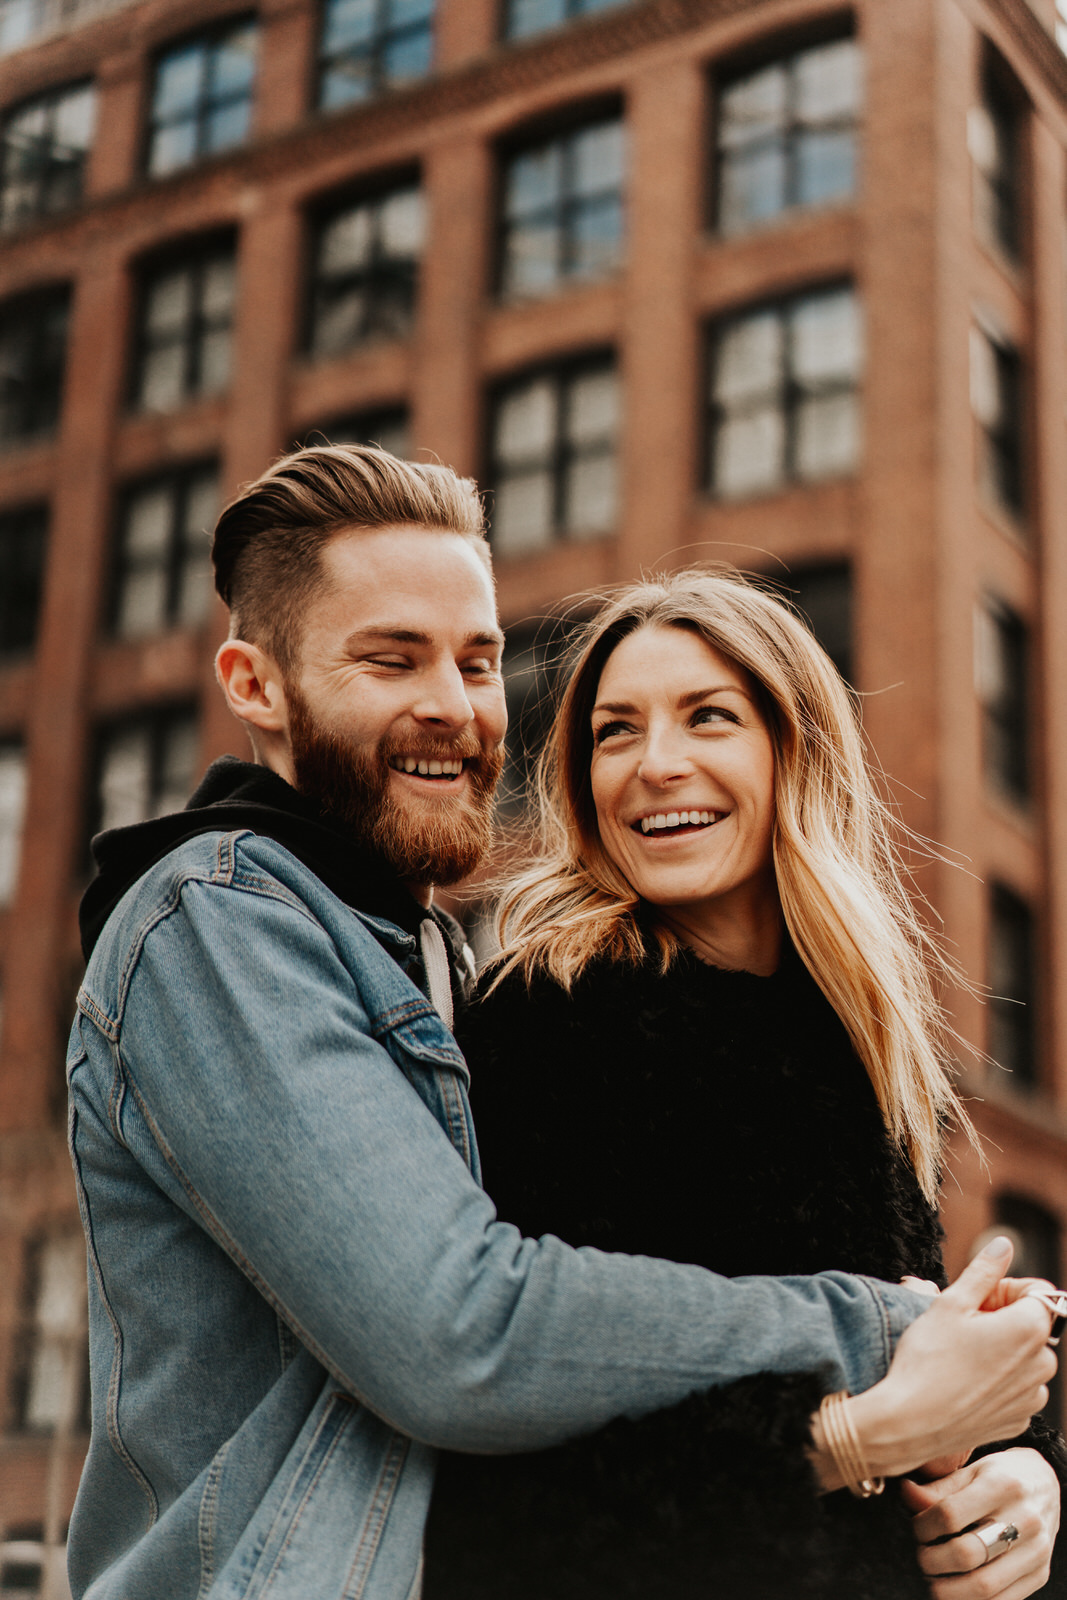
[79,755,470,999]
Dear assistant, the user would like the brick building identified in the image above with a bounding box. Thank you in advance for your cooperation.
[2,0,1067,1574]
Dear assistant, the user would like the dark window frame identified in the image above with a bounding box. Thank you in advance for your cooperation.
[972,49,1027,265]
[704,280,862,501]
[0,77,96,231]
[769,561,853,685]
[107,463,218,640]
[294,406,411,456]
[88,703,200,843]
[0,283,71,449]
[317,0,434,111]
[977,596,1030,805]
[0,503,49,660]
[146,15,259,177]
[988,884,1038,1091]
[304,178,423,359]
[486,348,619,557]
[972,324,1025,521]
[130,234,237,413]
[709,24,860,237]
[496,107,626,301]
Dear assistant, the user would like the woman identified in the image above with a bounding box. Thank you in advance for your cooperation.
[425,569,1066,1600]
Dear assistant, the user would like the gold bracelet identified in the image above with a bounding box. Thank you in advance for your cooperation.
[819,1391,885,1499]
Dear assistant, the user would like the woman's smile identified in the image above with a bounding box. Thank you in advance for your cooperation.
[589,624,779,968]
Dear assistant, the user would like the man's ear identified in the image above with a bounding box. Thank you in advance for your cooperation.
[215,639,288,730]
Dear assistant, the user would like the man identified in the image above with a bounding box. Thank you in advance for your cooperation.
[66,446,1047,1599]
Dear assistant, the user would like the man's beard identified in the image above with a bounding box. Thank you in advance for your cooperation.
[287,686,504,888]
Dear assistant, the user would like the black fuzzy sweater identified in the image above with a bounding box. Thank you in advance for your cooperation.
[424,944,1067,1599]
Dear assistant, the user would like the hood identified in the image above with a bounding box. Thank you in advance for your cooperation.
[79,755,437,961]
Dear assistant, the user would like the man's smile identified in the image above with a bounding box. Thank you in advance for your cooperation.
[389,756,465,780]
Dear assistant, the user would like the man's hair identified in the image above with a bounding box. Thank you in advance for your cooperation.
[212,444,490,675]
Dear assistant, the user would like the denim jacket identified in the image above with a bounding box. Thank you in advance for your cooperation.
[66,830,927,1600]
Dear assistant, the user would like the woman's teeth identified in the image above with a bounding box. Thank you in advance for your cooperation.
[638,810,717,834]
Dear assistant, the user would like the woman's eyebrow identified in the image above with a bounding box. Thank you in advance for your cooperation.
[593,684,751,715]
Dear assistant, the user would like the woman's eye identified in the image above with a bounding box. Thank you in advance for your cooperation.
[693,705,738,727]
[592,720,631,745]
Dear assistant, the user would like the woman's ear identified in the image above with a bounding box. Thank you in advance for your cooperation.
[215,639,290,737]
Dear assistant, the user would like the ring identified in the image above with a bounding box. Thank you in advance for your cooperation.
[974,1521,1020,1565]
[1025,1285,1067,1347]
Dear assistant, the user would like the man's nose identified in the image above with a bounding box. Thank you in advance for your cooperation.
[413,664,475,729]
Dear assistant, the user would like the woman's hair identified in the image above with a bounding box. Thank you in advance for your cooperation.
[495,567,975,1200]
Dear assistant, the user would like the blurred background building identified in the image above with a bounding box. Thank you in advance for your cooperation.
[2,0,1067,1583]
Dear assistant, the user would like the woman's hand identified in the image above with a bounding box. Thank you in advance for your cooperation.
[901,1448,1060,1600]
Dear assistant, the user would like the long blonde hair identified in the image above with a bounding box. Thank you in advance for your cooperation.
[495,568,975,1201]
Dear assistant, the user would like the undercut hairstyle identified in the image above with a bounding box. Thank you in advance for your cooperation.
[212,444,490,676]
[494,567,977,1202]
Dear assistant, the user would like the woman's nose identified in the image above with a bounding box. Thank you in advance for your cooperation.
[636,728,693,785]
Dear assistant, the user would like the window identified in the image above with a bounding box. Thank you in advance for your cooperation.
[781,562,853,684]
[498,621,567,817]
[0,286,69,449]
[0,0,49,54]
[970,323,1024,518]
[714,37,861,237]
[110,467,217,639]
[499,117,625,300]
[0,743,27,905]
[0,505,48,659]
[133,241,236,413]
[489,355,619,557]
[147,20,258,177]
[505,0,626,41]
[706,285,862,500]
[91,707,199,836]
[300,408,411,457]
[0,81,96,231]
[13,1231,87,1433]
[318,0,432,110]
[969,59,1023,261]
[307,186,423,358]
[975,598,1029,803]
[988,885,1037,1089]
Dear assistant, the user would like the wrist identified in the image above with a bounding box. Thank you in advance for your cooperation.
[845,1381,933,1480]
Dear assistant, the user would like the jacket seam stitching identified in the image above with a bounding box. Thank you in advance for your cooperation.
[68,1098,159,1526]
[196,1435,232,1598]
[343,1430,411,1599]
[251,1395,356,1594]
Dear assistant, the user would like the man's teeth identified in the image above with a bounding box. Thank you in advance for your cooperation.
[393,758,463,777]
[639,810,716,834]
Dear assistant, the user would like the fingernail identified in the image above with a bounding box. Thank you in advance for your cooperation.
[980,1235,1013,1260]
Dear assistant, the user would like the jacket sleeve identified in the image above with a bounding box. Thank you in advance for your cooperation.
[93,848,927,1454]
